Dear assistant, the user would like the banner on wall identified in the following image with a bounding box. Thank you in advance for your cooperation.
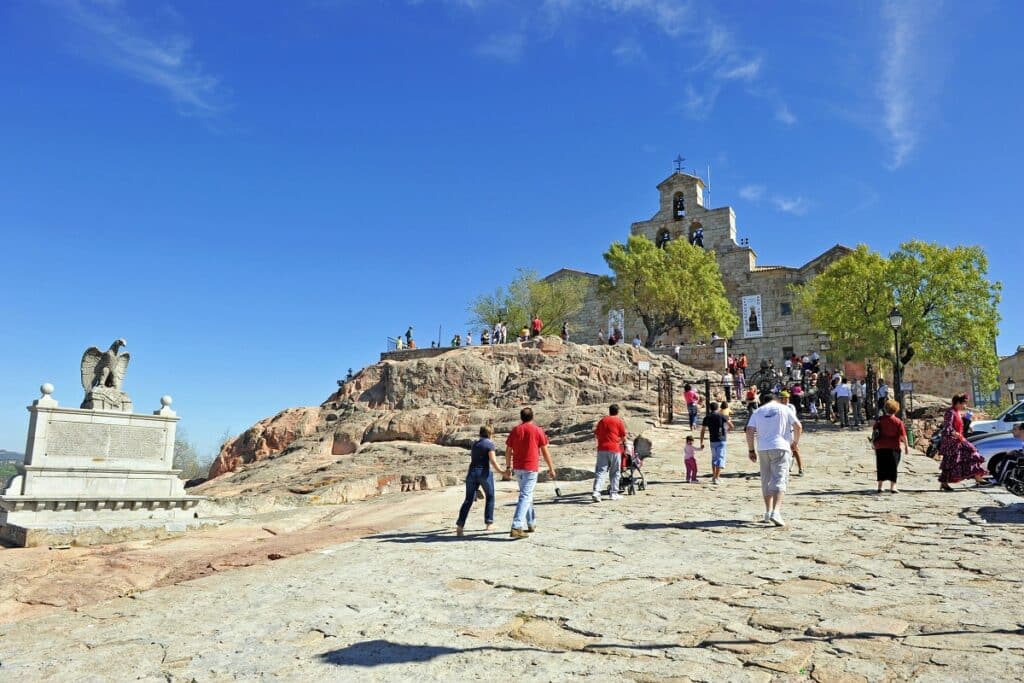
[741,295,763,338]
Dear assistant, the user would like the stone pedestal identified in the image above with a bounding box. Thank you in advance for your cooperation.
[0,387,204,547]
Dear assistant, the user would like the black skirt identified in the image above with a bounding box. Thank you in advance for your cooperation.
[875,448,901,482]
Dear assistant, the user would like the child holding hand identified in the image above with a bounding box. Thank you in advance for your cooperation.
[684,435,702,483]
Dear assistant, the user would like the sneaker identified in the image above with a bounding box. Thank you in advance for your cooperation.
[526,525,536,533]
[762,512,772,524]
[509,528,528,539]
[609,493,622,501]
[770,512,786,527]
[713,478,720,485]
[591,493,601,503]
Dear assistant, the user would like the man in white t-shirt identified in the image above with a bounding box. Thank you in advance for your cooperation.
[746,394,802,527]
[835,378,852,427]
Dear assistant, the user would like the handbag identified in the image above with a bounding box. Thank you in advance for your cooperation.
[869,419,881,445]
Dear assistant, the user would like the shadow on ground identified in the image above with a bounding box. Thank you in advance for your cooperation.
[975,504,1024,524]
[624,519,758,531]
[319,640,547,667]
[370,529,508,543]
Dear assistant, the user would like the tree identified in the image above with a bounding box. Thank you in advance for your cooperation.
[794,241,1002,386]
[468,269,587,334]
[173,429,207,481]
[598,234,738,348]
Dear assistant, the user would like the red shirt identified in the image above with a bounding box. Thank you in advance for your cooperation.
[594,415,627,453]
[684,389,700,406]
[874,415,906,450]
[531,317,542,332]
[506,421,549,471]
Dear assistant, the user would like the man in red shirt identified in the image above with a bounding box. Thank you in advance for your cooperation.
[530,314,543,338]
[505,407,556,538]
[592,404,627,502]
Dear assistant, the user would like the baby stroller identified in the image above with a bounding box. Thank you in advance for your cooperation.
[618,440,648,495]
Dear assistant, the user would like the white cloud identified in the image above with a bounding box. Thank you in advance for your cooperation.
[53,0,223,117]
[612,37,646,64]
[475,32,526,63]
[771,195,810,215]
[738,183,809,215]
[717,57,761,81]
[878,0,941,169]
[775,103,797,126]
[682,83,720,119]
[739,184,766,201]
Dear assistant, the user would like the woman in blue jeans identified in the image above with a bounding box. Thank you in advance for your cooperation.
[456,426,507,536]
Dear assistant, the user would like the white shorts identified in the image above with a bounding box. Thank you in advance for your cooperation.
[758,449,792,495]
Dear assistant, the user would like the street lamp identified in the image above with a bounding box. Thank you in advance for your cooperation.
[888,307,904,418]
[1008,377,1017,401]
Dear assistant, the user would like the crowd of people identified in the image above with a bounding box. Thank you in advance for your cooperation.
[452,371,1004,537]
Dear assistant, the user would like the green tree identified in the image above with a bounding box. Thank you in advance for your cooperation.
[598,235,738,348]
[468,269,587,334]
[794,241,1002,386]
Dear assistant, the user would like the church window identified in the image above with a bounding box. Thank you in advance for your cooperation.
[688,221,704,248]
[673,192,685,220]
[780,302,792,316]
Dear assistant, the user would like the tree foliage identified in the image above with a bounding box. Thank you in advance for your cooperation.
[173,429,209,481]
[794,241,1002,386]
[468,269,588,333]
[598,235,738,348]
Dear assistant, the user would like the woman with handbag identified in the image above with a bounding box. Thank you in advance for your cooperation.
[937,394,987,491]
[872,399,908,493]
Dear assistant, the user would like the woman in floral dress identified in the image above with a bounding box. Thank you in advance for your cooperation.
[937,394,987,491]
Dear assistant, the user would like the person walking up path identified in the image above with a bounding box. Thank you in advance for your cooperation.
[937,394,987,491]
[505,407,556,538]
[779,391,803,476]
[683,435,700,483]
[746,394,802,527]
[592,404,627,502]
[872,400,908,493]
[683,383,702,431]
[700,401,733,485]
[836,378,852,427]
[455,426,507,536]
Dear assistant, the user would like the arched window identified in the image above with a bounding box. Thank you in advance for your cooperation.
[656,228,671,248]
[673,192,685,220]
[688,221,704,247]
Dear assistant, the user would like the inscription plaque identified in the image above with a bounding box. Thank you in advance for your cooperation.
[46,421,166,461]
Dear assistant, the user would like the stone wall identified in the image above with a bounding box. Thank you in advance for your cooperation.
[380,347,456,362]
[900,363,973,402]
[999,347,1024,402]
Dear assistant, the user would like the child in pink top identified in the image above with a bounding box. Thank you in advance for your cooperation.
[684,435,702,483]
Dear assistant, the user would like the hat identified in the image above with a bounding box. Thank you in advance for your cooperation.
[780,390,790,398]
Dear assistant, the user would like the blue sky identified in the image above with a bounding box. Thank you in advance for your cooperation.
[1,0,1020,456]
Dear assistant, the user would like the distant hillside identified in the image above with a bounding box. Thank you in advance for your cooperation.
[0,450,24,463]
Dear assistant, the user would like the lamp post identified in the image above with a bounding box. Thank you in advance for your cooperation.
[1007,377,1017,402]
[888,307,904,418]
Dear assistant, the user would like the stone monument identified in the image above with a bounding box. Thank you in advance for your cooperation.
[0,341,204,546]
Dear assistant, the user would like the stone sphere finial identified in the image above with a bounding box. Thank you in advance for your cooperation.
[160,395,173,408]
[41,383,55,396]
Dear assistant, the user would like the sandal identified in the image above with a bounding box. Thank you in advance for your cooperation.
[940,484,954,492]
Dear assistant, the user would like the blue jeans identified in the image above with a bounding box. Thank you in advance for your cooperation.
[456,468,495,528]
[710,442,727,468]
[687,404,698,428]
[512,469,538,530]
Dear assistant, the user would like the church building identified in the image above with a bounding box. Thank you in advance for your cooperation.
[553,169,853,367]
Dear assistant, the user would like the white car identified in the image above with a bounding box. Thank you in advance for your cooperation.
[970,400,1024,436]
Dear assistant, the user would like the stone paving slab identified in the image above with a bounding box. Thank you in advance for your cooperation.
[0,422,1022,681]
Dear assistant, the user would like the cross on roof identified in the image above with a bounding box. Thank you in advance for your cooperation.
[673,155,685,172]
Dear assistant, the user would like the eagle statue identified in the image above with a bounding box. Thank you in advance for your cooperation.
[80,339,130,392]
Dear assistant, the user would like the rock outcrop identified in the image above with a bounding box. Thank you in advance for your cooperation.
[199,338,718,501]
